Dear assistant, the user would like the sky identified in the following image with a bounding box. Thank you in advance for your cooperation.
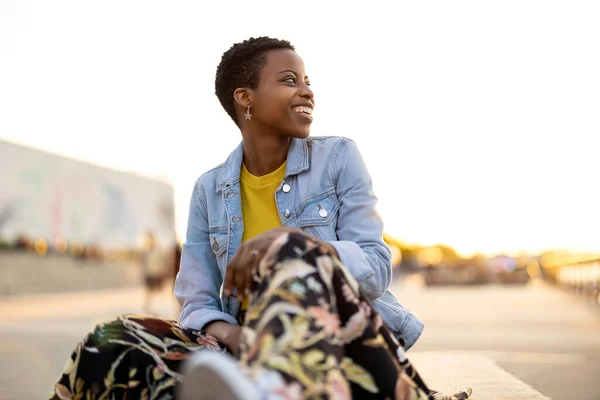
[1,1,599,256]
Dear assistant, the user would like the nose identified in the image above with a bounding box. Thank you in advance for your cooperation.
[299,82,314,102]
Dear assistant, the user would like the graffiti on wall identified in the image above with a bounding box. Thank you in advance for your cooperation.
[0,140,175,250]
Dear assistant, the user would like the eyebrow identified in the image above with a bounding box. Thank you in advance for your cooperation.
[277,69,309,79]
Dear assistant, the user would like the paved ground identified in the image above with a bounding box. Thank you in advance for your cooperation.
[0,285,179,400]
[397,277,600,400]
[1,277,598,399]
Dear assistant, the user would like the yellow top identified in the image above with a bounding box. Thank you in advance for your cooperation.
[240,161,286,243]
[239,161,286,313]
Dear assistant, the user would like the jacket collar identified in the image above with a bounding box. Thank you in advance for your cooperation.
[216,137,309,192]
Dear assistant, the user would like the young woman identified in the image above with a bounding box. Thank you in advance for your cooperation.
[51,37,471,400]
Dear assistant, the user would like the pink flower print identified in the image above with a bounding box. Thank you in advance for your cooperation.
[341,308,369,343]
[358,301,372,318]
[307,306,341,335]
[341,284,360,304]
[273,381,303,400]
[326,369,352,400]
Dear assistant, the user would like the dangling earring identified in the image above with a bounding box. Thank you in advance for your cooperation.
[245,105,252,120]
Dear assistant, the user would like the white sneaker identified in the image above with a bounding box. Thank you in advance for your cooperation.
[177,350,260,400]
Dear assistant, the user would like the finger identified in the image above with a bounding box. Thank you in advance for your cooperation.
[233,251,249,300]
[224,250,241,296]
[244,249,260,298]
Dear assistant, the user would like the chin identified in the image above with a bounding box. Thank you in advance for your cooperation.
[287,127,311,139]
[296,131,311,139]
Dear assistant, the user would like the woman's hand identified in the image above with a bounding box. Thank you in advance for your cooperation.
[224,227,337,302]
[204,321,242,355]
[224,227,299,300]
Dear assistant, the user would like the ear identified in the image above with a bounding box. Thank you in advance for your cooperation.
[233,88,253,109]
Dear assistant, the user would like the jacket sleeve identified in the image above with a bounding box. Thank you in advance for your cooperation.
[174,179,239,329]
[327,139,393,301]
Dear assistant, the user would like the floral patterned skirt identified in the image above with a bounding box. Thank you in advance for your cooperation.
[51,233,471,400]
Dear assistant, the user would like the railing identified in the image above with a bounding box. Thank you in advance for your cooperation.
[554,259,600,305]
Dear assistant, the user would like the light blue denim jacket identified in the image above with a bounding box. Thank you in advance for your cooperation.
[175,136,424,349]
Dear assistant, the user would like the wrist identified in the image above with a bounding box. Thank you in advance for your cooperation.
[203,321,230,337]
[205,321,239,343]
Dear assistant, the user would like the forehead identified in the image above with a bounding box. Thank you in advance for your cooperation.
[261,49,306,76]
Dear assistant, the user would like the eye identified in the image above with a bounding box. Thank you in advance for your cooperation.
[305,80,311,87]
[283,76,296,85]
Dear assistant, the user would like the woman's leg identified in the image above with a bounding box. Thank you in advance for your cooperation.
[238,232,451,399]
[50,314,225,400]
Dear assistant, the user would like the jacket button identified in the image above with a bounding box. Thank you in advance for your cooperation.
[211,237,218,252]
[282,184,291,193]
[319,208,328,218]
[284,209,291,218]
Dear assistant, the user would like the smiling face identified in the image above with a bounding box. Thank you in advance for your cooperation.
[244,49,315,139]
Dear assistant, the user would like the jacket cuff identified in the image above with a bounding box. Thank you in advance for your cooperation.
[180,308,239,331]
[400,313,425,350]
[328,240,375,282]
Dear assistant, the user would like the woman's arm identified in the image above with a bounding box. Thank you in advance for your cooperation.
[174,179,239,330]
[328,139,392,301]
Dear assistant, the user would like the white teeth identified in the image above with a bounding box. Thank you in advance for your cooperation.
[293,106,312,115]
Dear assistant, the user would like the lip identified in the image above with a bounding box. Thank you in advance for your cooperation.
[291,102,314,110]
[294,111,313,122]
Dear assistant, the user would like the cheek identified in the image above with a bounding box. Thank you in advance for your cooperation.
[259,96,290,120]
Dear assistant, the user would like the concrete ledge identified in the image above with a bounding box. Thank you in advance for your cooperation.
[410,351,550,400]
[0,252,141,296]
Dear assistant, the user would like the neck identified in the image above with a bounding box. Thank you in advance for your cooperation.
[241,130,290,176]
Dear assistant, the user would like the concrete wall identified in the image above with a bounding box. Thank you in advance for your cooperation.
[0,139,176,250]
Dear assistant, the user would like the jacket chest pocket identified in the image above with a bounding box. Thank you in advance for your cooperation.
[209,230,229,275]
[296,192,340,241]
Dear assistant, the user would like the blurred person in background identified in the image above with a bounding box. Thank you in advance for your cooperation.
[171,240,183,315]
[14,233,32,250]
[142,232,166,314]
[172,240,182,284]
[51,37,471,400]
